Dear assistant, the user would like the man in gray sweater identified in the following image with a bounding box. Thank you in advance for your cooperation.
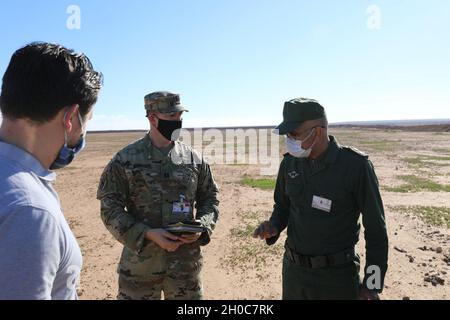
[0,42,102,299]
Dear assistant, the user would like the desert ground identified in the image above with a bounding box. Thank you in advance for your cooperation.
[53,127,450,300]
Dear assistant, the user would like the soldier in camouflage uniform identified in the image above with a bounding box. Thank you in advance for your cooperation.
[97,91,219,300]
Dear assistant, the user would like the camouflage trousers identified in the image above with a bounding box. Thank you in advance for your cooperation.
[118,272,203,300]
[117,245,203,300]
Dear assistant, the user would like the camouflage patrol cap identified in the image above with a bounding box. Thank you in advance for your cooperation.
[144,91,189,114]
[275,98,326,135]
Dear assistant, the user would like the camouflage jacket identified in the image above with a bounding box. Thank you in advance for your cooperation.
[97,134,220,258]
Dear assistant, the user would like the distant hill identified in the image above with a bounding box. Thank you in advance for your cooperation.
[330,119,450,132]
[184,119,450,132]
[87,119,450,133]
[332,119,450,126]
[89,130,147,134]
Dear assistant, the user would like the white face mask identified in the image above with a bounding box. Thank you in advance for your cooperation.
[285,129,316,158]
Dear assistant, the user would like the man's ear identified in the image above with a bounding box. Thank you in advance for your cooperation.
[308,127,321,146]
[148,113,158,128]
[314,126,324,139]
[147,116,153,128]
[63,104,80,133]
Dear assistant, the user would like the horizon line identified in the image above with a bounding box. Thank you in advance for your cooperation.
[86,118,450,133]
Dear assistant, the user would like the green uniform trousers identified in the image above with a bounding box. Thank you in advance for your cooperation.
[282,252,361,300]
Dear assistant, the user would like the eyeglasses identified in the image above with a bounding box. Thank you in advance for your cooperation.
[288,126,324,141]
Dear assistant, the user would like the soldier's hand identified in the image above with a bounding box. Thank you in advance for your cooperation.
[253,221,278,239]
[145,229,183,252]
[179,232,202,244]
[359,288,380,300]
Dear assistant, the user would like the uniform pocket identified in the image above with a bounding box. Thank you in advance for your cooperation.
[286,175,304,204]
[168,164,198,200]
[129,165,163,205]
[182,166,199,198]
[118,245,167,281]
[167,245,203,276]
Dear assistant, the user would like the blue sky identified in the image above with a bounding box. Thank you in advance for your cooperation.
[0,0,449,130]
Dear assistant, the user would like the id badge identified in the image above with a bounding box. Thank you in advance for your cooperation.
[311,195,332,213]
[172,194,191,214]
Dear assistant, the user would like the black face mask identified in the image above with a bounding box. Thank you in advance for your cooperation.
[156,118,183,141]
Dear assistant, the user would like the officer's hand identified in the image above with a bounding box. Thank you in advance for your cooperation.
[145,229,183,252]
[179,232,202,244]
[359,288,380,300]
[253,221,278,239]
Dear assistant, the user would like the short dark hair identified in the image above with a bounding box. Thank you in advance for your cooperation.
[318,116,328,127]
[0,42,103,123]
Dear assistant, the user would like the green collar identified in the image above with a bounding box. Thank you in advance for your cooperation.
[324,135,340,164]
[307,135,339,165]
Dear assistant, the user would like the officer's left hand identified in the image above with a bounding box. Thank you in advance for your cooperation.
[179,232,202,244]
[359,288,380,300]
[253,221,278,239]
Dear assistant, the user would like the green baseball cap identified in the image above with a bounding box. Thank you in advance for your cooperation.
[144,91,189,114]
[275,98,326,135]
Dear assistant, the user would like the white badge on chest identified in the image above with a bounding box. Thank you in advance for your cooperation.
[172,194,191,214]
[312,195,332,213]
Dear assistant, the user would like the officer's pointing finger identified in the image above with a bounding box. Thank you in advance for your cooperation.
[253,225,262,238]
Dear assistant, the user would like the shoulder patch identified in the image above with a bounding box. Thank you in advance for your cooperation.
[342,146,369,158]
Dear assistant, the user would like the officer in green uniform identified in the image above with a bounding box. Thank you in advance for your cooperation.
[97,91,219,300]
[254,98,388,300]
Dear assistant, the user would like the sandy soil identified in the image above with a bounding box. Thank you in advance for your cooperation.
[53,128,450,300]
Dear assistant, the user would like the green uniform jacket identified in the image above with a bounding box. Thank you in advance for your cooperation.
[97,134,219,280]
[268,136,388,292]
